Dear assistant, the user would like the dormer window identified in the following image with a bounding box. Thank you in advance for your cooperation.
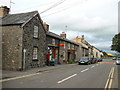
[34,26,39,38]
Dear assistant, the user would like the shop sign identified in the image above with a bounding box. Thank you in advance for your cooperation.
[59,43,64,46]
[68,50,75,53]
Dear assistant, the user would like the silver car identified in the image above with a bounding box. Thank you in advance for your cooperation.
[116,58,120,65]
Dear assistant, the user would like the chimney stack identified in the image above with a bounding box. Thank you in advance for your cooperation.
[0,6,10,17]
[81,35,84,42]
[43,22,49,32]
[60,32,66,39]
[82,35,84,40]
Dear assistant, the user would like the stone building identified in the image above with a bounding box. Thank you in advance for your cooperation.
[92,46,103,58]
[46,31,61,64]
[59,32,79,64]
[0,6,47,70]
[73,36,89,57]
[46,30,79,64]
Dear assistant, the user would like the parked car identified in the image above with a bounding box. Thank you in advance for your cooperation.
[78,57,91,65]
[97,58,103,62]
[112,57,117,60]
[116,58,120,65]
[91,58,97,64]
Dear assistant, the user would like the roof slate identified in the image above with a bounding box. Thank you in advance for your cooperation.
[47,31,79,46]
[0,11,38,26]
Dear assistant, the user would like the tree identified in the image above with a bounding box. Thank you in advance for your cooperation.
[111,33,120,53]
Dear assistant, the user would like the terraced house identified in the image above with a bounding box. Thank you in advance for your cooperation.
[0,6,47,70]
[46,28,79,64]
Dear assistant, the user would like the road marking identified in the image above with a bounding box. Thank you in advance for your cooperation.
[44,71,49,73]
[0,73,41,82]
[101,62,114,64]
[104,68,113,89]
[96,64,99,66]
[108,67,114,88]
[91,66,95,68]
[70,64,76,66]
[81,68,89,72]
[57,74,77,84]
[104,67,115,90]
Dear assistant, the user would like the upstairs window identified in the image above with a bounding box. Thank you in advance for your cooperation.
[52,39,55,45]
[33,47,38,60]
[72,45,75,49]
[63,51,65,60]
[34,26,39,38]
[68,43,70,49]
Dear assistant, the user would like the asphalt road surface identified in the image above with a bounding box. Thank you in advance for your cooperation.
[2,59,117,88]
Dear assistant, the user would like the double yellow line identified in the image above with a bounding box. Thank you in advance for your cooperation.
[104,67,115,90]
[0,73,41,82]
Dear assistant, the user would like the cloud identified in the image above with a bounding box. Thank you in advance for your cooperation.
[0,0,118,53]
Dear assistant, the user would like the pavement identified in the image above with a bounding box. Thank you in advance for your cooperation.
[1,64,76,80]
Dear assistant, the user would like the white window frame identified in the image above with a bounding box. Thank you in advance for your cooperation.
[68,43,70,49]
[52,39,55,45]
[33,26,39,38]
[72,45,75,49]
[33,47,38,60]
[63,51,65,60]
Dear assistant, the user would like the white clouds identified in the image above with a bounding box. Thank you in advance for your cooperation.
[0,0,119,52]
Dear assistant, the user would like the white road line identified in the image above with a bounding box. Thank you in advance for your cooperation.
[96,64,99,66]
[91,66,95,68]
[0,73,41,82]
[44,71,49,73]
[57,74,77,84]
[81,68,89,72]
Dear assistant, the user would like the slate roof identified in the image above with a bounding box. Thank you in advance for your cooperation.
[47,31,63,40]
[0,11,38,26]
[47,31,79,46]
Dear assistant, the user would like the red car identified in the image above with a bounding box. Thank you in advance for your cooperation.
[90,58,98,64]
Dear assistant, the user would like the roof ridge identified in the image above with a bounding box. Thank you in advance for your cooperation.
[9,11,38,16]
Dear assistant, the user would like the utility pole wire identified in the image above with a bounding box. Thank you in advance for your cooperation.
[40,0,66,14]
[42,6,71,17]
[42,0,88,18]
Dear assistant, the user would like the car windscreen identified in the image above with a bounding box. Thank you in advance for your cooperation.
[80,57,89,61]
[117,58,120,61]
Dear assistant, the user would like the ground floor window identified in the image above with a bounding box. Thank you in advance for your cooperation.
[33,47,38,60]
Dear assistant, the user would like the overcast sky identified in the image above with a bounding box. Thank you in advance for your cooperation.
[0,0,119,53]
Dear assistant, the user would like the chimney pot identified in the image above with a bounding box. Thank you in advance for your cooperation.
[43,22,49,32]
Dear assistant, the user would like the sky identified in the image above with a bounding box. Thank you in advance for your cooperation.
[0,0,119,53]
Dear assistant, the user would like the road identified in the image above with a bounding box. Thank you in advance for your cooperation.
[2,59,117,88]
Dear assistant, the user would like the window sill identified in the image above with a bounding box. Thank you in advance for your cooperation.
[33,37,39,39]
[32,59,38,61]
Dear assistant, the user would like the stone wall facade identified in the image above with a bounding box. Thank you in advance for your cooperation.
[22,14,47,70]
[2,14,47,71]
[2,25,23,70]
